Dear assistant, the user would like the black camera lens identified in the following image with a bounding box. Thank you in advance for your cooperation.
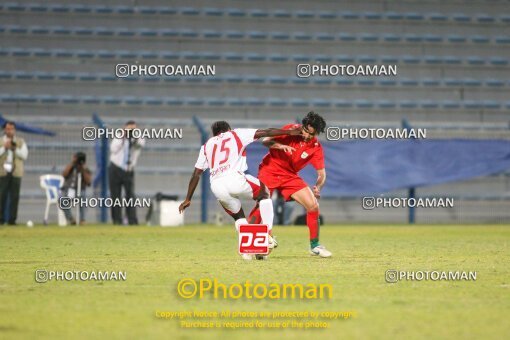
[75,152,86,165]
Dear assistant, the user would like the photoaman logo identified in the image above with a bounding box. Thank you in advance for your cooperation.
[176,278,333,299]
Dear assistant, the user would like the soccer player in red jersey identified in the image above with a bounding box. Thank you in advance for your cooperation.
[248,111,332,257]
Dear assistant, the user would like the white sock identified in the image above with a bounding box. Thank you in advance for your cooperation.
[234,218,248,232]
[259,199,274,231]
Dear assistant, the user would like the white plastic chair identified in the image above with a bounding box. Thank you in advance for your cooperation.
[39,174,66,226]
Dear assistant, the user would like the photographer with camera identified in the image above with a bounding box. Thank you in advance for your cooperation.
[109,120,145,225]
[0,121,28,225]
[61,152,92,225]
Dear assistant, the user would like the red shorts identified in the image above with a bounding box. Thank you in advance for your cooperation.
[258,166,308,201]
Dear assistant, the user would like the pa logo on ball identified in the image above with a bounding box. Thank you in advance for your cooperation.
[238,224,269,255]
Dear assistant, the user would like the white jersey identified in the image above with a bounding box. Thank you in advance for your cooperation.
[194,128,257,181]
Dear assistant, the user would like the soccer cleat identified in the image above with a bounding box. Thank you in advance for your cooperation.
[271,235,278,248]
[241,254,254,260]
[255,254,268,260]
[310,245,332,258]
[268,235,278,249]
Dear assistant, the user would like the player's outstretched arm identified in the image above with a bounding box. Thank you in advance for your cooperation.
[261,137,296,153]
[254,127,301,139]
[256,128,300,153]
[179,168,204,213]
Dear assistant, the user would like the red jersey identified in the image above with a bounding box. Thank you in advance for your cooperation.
[259,124,325,174]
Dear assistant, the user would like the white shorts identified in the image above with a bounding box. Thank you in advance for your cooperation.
[210,172,261,215]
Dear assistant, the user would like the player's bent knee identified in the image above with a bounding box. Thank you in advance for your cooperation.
[307,201,319,212]
[259,191,270,201]
[256,186,270,201]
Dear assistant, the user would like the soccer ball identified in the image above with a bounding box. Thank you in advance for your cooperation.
[254,235,276,260]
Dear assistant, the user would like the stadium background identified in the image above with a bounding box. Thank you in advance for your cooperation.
[1,0,510,225]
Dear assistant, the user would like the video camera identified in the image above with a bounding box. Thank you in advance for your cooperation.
[75,152,86,166]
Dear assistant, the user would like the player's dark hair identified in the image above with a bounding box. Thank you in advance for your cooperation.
[125,120,136,126]
[211,121,231,136]
[302,111,326,134]
[2,121,15,129]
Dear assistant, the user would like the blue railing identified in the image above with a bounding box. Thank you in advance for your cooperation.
[92,113,108,223]
[192,115,210,223]
[402,118,416,224]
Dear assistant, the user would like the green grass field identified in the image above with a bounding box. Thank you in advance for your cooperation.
[0,224,509,339]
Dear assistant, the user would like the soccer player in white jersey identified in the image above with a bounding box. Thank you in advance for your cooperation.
[178,121,301,260]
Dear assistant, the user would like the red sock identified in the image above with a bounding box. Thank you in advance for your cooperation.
[248,205,262,224]
[306,210,320,241]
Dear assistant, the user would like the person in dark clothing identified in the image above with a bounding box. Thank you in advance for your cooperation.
[61,152,92,225]
[108,120,145,225]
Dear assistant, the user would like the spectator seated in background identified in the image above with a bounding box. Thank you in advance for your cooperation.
[61,152,92,225]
